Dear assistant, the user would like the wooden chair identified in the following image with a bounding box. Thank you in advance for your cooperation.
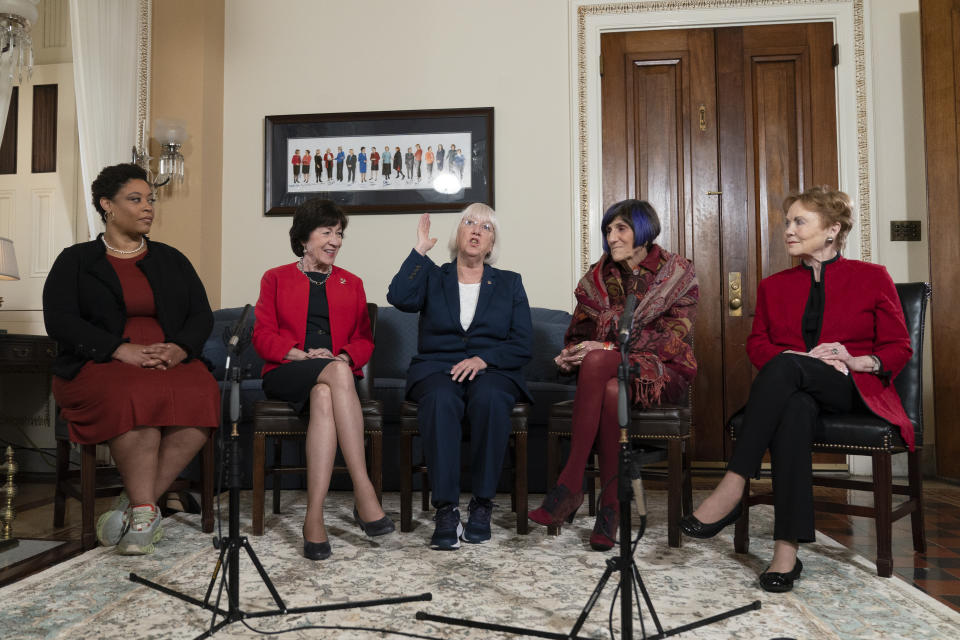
[251,303,383,536]
[546,386,693,548]
[399,401,530,534]
[730,282,930,577]
[53,419,215,550]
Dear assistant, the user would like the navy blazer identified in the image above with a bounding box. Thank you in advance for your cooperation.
[387,249,533,401]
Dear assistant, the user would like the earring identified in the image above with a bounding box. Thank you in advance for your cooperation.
[826,236,834,244]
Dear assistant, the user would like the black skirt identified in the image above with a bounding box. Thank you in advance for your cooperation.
[262,358,335,414]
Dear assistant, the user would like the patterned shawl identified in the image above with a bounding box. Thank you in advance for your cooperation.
[573,249,698,406]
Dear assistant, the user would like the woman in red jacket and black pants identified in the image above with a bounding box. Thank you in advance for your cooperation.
[254,199,394,561]
[681,186,913,593]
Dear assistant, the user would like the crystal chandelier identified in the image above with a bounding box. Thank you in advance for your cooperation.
[0,0,37,83]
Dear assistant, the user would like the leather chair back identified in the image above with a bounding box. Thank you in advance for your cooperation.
[893,282,931,446]
[357,302,377,400]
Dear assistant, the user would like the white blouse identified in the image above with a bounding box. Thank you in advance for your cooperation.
[459,282,481,331]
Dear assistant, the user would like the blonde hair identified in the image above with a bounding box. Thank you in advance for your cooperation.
[782,186,854,250]
[448,202,501,265]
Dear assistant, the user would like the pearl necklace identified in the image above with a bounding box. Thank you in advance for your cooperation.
[102,236,145,255]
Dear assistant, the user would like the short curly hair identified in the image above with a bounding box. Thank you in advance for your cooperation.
[782,186,854,250]
[289,198,349,257]
[91,164,149,223]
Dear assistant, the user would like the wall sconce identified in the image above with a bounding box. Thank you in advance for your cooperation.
[0,236,19,309]
[132,118,187,191]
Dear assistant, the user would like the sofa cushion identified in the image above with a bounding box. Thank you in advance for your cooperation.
[205,307,263,380]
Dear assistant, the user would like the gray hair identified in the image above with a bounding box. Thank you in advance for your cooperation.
[448,202,501,265]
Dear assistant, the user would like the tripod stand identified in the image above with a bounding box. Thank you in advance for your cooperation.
[129,307,431,639]
[418,296,759,638]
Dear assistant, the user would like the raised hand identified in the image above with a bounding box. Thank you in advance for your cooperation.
[415,212,438,255]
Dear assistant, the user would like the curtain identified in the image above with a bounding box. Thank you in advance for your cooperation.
[70,0,140,239]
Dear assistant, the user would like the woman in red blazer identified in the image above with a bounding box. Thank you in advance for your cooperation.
[681,186,912,593]
[253,199,394,561]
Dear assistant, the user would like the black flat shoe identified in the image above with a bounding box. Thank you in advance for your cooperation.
[303,538,331,561]
[679,502,743,539]
[759,558,803,593]
[354,506,396,537]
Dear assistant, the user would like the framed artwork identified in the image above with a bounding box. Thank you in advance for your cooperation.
[264,107,494,216]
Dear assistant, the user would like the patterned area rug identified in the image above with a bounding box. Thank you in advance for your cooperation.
[3,491,958,640]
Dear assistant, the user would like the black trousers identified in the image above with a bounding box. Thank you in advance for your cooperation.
[409,371,521,507]
[728,353,856,543]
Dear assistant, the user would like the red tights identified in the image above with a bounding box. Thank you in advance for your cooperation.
[557,349,622,511]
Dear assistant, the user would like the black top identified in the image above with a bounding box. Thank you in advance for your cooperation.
[801,253,840,351]
[42,234,213,380]
[303,272,333,351]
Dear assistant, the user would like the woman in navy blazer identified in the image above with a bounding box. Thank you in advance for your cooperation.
[253,199,393,561]
[387,204,533,550]
[681,186,913,593]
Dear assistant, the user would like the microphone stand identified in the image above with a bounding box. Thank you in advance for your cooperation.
[129,311,431,639]
[418,302,759,639]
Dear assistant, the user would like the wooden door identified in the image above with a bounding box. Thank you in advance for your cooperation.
[920,0,960,479]
[601,23,838,463]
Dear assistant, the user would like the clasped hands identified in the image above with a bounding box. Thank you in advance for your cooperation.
[554,340,608,373]
[113,342,187,370]
[285,347,352,365]
[788,342,876,375]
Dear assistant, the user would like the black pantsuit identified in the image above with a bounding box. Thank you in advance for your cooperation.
[409,371,521,507]
[728,353,856,542]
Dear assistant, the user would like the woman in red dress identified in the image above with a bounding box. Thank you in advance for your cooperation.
[528,199,699,551]
[43,164,219,555]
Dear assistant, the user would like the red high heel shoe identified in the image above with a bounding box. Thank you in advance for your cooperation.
[529,484,584,527]
[589,505,618,551]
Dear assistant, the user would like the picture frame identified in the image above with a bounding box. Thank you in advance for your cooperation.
[264,107,494,216]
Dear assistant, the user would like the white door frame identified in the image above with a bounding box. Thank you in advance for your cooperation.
[569,0,872,281]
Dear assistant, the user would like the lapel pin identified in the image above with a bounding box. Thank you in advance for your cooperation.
[339,277,347,285]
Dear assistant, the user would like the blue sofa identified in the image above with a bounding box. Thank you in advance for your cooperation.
[199,306,577,492]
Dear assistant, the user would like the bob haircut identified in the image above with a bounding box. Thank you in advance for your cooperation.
[91,163,150,223]
[782,186,854,251]
[289,198,348,257]
[448,202,501,265]
[600,199,661,254]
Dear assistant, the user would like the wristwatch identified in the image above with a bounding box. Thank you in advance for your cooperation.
[869,355,882,374]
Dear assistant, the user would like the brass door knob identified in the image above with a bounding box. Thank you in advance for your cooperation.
[729,297,742,310]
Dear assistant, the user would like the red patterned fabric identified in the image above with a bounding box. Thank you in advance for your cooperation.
[565,244,699,407]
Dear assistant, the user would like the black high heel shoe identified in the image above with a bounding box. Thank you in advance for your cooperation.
[302,528,331,561]
[759,558,803,593]
[353,506,396,537]
[679,502,743,539]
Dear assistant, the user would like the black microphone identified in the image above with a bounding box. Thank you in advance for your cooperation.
[227,304,253,357]
[617,293,638,345]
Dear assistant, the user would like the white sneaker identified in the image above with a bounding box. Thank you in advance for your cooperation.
[96,491,130,547]
[117,503,163,555]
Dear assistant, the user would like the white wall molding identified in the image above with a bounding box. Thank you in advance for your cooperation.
[569,0,871,288]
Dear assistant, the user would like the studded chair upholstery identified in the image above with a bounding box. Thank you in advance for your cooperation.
[53,418,214,550]
[729,282,931,577]
[399,401,530,534]
[251,303,382,536]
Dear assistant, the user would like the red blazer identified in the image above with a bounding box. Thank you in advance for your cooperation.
[747,256,914,449]
[253,263,373,377]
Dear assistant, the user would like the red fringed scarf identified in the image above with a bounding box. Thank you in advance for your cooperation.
[573,251,697,407]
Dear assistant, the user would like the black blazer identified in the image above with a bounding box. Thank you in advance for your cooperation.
[386,249,533,401]
[43,235,214,380]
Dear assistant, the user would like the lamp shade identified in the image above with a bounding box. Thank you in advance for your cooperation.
[0,237,19,280]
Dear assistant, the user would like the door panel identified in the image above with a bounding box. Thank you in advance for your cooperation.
[602,22,838,463]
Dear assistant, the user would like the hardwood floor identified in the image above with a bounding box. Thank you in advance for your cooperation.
[4,476,960,613]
